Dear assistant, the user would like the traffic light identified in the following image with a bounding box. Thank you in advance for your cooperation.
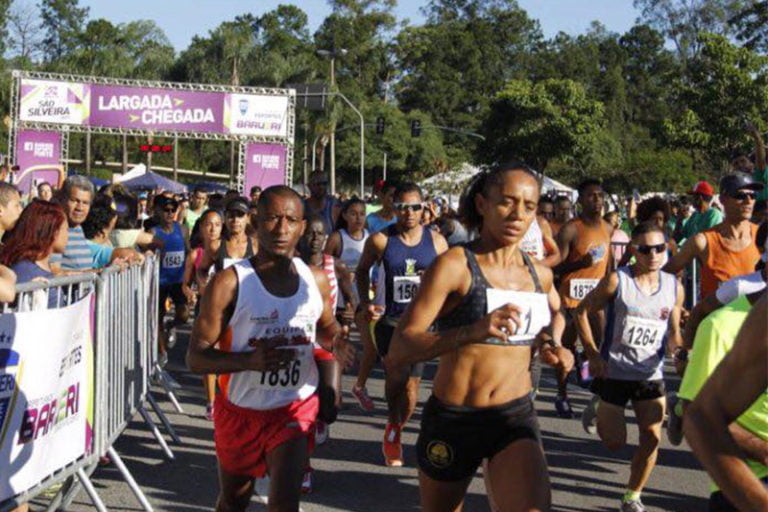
[410,119,421,137]
[375,116,385,135]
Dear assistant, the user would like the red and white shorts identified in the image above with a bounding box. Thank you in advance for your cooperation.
[213,394,319,478]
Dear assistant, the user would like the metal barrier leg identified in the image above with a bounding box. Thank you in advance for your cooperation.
[147,393,182,444]
[153,364,184,414]
[75,467,107,512]
[138,404,175,460]
[107,446,154,512]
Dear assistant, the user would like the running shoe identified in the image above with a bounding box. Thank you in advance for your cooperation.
[382,422,403,467]
[301,469,313,494]
[666,392,684,446]
[581,395,599,435]
[555,395,574,419]
[352,385,375,412]
[316,420,329,445]
[620,499,646,512]
[205,402,214,421]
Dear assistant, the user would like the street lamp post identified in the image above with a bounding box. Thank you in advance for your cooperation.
[316,48,347,195]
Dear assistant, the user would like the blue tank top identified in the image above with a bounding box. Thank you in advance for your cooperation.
[381,225,437,321]
[154,223,186,286]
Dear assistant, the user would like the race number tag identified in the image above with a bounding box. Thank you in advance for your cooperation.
[393,276,420,304]
[620,316,667,352]
[163,251,184,268]
[569,279,599,300]
[485,289,551,344]
[255,349,309,390]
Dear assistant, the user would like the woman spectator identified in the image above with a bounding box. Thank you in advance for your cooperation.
[37,182,54,202]
[182,209,223,420]
[82,196,143,268]
[0,200,68,308]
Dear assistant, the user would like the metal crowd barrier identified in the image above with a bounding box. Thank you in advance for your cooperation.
[1,257,182,512]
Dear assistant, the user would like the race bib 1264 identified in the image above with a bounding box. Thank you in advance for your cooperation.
[393,276,420,304]
[569,279,599,300]
[620,316,667,352]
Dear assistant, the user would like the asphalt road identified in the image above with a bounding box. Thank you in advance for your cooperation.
[46,326,709,512]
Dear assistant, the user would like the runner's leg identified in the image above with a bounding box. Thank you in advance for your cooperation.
[596,400,627,452]
[265,436,309,512]
[354,315,377,390]
[628,397,665,492]
[486,439,551,512]
[216,468,254,512]
[419,471,473,512]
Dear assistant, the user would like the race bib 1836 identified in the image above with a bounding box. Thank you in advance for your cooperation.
[569,279,599,300]
[393,276,420,304]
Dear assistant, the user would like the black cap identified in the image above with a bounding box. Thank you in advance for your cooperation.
[719,173,765,195]
[225,197,249,214]
[155,195,179,210]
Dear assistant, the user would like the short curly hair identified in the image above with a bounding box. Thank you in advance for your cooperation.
[637,196,671,223]
[82,195,117,239]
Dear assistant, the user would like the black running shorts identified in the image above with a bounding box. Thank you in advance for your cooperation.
[591,378,665,408]
[373,321,424,378]
[417,394,541,482]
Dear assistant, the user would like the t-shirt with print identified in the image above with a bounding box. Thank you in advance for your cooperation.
[678,295,768,493]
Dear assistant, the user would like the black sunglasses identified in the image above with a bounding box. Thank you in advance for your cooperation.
[731,191,756,201]
[634,243,666,255]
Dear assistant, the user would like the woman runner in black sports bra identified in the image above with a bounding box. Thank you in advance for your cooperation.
[387,163,571,512]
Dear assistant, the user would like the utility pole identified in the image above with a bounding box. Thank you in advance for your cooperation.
[316,48,348,195]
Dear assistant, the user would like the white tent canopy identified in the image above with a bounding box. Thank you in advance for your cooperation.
[115,163,147,183]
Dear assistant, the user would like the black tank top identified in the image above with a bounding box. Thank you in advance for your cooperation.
[214,236,254,272]
[438,246,544,345]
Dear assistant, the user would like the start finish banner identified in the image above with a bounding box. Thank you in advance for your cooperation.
[244,143,288,191]
[15,130,64,194]
[0,294,94,502]
[19,78,290,138]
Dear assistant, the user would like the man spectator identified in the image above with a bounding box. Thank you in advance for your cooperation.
[551,195,573,237]
[249,185,262,205]
[665,174,764,299]
[681,181,723,240]
[538,196,555,223]
[672,196,693,243]
[305,171,341,234]
[184,187,208,232]
[51,176,96,273]
[0,182,23,242]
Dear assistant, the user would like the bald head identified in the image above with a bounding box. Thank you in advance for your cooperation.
[257,185,304,217]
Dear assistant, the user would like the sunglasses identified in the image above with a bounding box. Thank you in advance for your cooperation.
[395,202,423,212]
[634,243,666,255]
[730,191,756,201]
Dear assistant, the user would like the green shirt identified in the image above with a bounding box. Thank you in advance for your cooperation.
[754,167,767,202]
[682,207,723,240]
[678,295,768,492]
[185,208,203,233]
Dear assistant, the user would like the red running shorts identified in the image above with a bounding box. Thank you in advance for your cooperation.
[214,394,319,478]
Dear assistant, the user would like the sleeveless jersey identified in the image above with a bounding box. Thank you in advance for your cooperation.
[520,217,545,261]
[382,225,437,322]
[214,236,255,272]
[217,259,323,410]
[559,218,612,308]
[154,223,186,286]
[602,267,677,381]
[700,223,760,299]
[439,247,550,346]
[339,229,368,271]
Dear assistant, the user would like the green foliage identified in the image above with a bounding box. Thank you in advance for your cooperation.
[39,0,89,64]
[477,79,605,171]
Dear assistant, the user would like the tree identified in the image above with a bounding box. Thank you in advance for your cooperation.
[730,1,767,53]
[663,33,768,169]
[40,0,89,63]
[476,79,606,171]
[633,0,745,62]
[7,1,40,63]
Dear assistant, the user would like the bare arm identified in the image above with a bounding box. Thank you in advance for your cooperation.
[574,273,619,377]
[324,231,342,258]
[554,222,590,275]
[0,265,17,303]
[355,232,386,310]
[181,251,197,303]
[186,269,293,374]
[538,217,561,268]
[431,229,449,256]
[684,294,768,511]
[309,265,343,353]
[663,232,706,275]
[334,259,358,312]
[749,122,766,172]
[666,280,685,355]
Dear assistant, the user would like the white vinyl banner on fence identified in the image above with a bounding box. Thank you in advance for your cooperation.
[0,293,94,501]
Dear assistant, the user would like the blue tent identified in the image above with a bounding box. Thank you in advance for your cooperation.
[121,171,188,194]
[192,181,229,193]
[67,173,109,189]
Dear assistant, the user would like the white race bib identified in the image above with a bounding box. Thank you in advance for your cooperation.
[254,348,310,391]
[162,250,184,269]
[621,316,667,353]
[393,275,420,304]
[569,279,599,300]
[486,288,551,344]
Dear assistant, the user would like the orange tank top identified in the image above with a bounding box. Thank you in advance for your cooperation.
[700,223,760,299]
[559,218,612,308]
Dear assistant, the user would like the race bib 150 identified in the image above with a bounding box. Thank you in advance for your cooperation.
[393,276,420,304]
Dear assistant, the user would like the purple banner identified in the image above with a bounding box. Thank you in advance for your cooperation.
[89,85,224,133]
[15,130,64,194]
[244,143,288,192]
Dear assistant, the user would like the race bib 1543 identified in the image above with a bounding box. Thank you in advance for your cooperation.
[162,251,184,269]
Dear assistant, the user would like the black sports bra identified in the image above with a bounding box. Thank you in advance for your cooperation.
[438,245,546,346]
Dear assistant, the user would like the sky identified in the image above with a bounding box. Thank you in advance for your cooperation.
[74,0,642,52]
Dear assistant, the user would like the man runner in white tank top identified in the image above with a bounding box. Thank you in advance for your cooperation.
[187,186,353,512]
[574,221,684,512]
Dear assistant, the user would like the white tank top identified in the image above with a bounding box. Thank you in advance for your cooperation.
[224,258,323,410]
[339,229,368,271]
[521,217,545,261]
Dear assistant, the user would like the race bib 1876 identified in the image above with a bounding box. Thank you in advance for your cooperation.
[621,316,667,352]
[393,276,420,304]
[569,279,599,300]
